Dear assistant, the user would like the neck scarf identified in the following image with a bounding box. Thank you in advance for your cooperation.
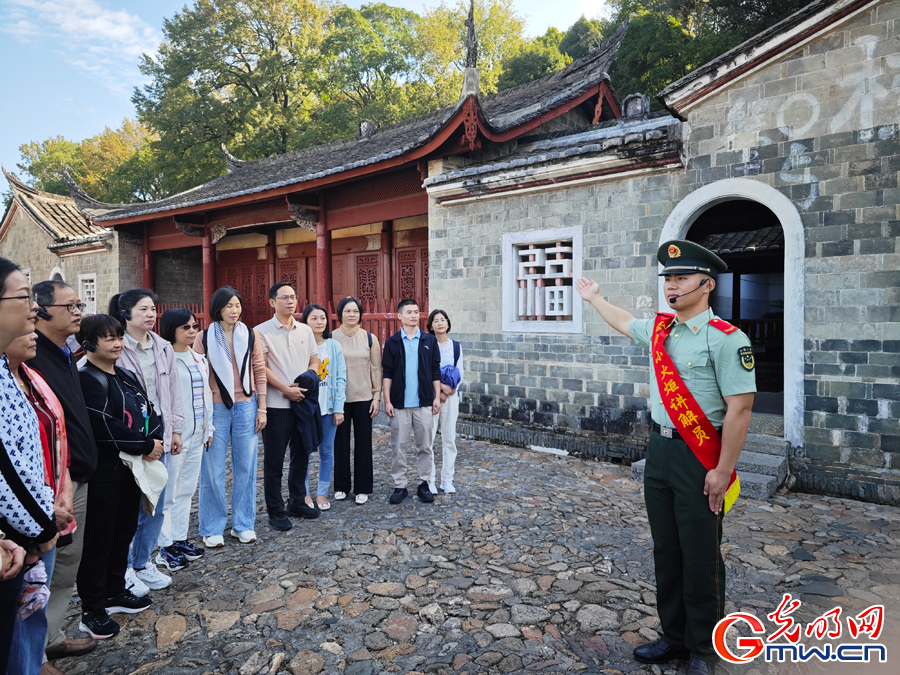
[208,321,252,408]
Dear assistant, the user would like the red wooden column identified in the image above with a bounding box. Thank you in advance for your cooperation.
[381,220,393,304]
[202,226,216,326]
[142,225,155,290]
[316,194,333,306]
[266,231,276,292]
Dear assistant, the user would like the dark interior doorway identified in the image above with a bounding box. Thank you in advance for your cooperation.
[688,200,784,415]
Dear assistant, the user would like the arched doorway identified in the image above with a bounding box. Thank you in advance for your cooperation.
[687,201,784,415]
[659,178,804,448]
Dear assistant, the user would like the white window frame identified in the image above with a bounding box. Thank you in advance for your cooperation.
[501,226,583,334]
[78,273,97,315]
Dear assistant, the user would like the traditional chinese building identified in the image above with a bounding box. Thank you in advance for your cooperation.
[1,168,141,312]
[65,23,625,331]
[67,0,900,504]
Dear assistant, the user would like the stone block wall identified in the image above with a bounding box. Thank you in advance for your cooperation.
[154,247,203,305]
[430,1,900,502]
[678,2,900,502]
[429,171,683,464]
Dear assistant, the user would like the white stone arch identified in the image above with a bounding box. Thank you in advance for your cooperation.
[49,266,65,282]
[659,178,804,448]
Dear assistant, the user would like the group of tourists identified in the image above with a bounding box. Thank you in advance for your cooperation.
[2,236,751,675]
[0,259,464,675]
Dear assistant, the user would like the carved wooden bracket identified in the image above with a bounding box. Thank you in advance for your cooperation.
[210,224,227,245]
[175,222,205,237]
[285,195,319,232]
[462,98,479,151]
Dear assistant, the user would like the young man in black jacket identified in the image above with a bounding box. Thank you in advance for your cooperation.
[26,280,100,662]
[382,299,441,504]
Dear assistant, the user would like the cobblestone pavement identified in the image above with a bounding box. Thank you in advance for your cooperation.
[51,429,900,675]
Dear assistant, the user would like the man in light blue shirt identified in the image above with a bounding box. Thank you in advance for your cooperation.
[381,299,442,504]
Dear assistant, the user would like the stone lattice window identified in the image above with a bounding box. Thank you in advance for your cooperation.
[78,274,97,315]
[502,227,582,334]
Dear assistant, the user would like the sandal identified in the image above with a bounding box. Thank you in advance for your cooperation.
[316,497,331,511]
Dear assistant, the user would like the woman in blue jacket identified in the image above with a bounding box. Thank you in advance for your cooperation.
[301,304,346,511]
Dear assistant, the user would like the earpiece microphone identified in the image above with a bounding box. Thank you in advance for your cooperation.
[82,341,96,353]
[667,278,708,303]
[35,307,52,321]
[120,310,131,321]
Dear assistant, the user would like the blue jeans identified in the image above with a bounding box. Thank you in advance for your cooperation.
[305,413,337,497]
[199,398,259,535]
[128,452,169,569]
[8,548,56,675]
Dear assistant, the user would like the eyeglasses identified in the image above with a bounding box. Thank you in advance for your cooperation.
[275,295,297,301]
[44,303,87,313]
[179,323,201,331]
[0,293,35,305]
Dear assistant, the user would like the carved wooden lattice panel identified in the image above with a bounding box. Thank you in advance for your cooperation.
[422,251,429,301]
[255,264,267,319]
[399,250,417,302]
[356,254,379,304]
[333,259,344,296]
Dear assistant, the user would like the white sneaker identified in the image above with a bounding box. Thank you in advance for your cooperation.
[441,482,456,493]
[230,529,257,543]
[135,562,172,590]
[124,567,150,597]
[333,491,347,500]
[355,494,368,505]
[203,535,224,548]
[428,482,438,495]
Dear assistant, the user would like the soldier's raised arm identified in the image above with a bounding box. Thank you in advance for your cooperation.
[574,277,634,339]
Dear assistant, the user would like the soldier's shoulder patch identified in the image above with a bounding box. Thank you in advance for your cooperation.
[709,318,737,334]
[738,346,755,371]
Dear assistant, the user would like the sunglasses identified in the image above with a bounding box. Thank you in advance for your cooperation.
[180,323,201,331]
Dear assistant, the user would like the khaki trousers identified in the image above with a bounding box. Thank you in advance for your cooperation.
[45,480,89,653]
[389,407,434,489]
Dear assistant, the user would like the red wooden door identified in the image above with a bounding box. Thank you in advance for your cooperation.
[394,246,428,306]
[216,251,269,327]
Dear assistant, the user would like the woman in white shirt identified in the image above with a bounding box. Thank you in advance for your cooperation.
[426,310,464,494]
[156,309,213,568]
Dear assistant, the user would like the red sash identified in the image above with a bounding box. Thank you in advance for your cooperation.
[651,313,740,513]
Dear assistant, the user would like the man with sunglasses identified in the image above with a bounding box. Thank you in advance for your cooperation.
[26,281,99,668]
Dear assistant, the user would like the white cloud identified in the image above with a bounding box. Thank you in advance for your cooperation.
[3,0,160,93]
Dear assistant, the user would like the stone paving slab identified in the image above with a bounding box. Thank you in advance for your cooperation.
[49,429,900,675]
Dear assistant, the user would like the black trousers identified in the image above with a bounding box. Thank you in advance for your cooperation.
[644,431,725,665]
[263,408,309,517]
[333,400,374,494]
[0,568,25,671]
[76,463,142,614]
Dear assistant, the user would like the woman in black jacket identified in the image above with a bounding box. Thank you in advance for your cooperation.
[75,315,164,640]
[0,258,57,672]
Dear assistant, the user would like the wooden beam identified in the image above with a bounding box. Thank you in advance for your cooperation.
[202,227,216,324]
[316,194,333,305]
[327,193,428,231]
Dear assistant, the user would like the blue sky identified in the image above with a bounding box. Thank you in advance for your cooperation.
[0,0,607,184]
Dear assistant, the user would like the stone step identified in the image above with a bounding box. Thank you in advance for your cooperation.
[744,433,791,457]
[630,462,782,500]
[739,471,779,501]
[749,413,784,437]
[736,451,787,485]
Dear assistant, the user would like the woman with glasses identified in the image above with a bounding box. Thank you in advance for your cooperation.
[0,259,57,672]
[5,330,74,675]
[155,309,213,568]
[76,314,161,639]
[193,287,267,547]
[300,304,346,511]
[331,297,381,505]
[107,289,184,594]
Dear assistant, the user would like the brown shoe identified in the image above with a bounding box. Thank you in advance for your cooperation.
[41,663,65,675]
[45,636,98,659]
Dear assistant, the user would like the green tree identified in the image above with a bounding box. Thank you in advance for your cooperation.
[558,16,604,60]
[497,40,571,91]
[416,0,526,105]
[16,120,157,203]
[133,0,331,194]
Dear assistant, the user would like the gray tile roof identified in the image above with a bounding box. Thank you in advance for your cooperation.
[696,226,785,254]
[69,19,629,223]
[3,168,108,242]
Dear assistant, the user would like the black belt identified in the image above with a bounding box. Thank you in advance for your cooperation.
[651,422,722,441]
